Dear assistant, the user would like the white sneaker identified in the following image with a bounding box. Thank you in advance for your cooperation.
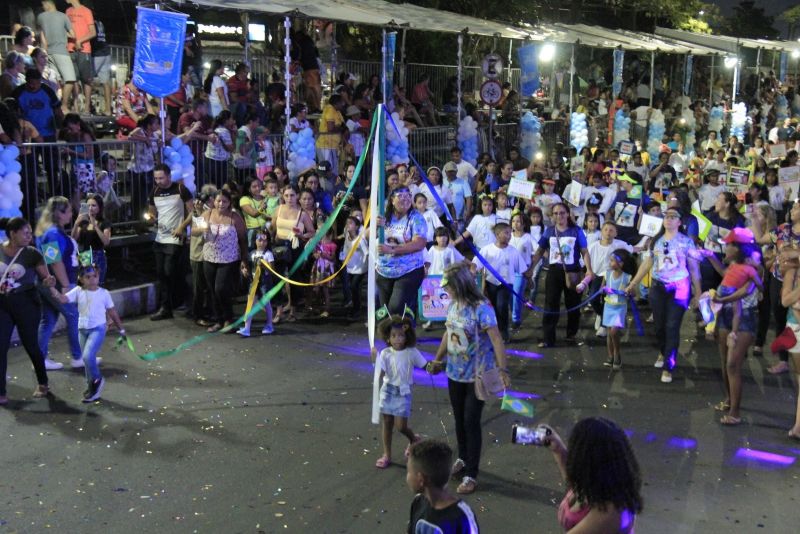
[422,321,432,330]
[44,358,64,370]
[596,327,607,337]
[71,357,102,369]
[660,370,673,383]
[261,324,274,335]
[237,327,251,338]
[654,355,664,368]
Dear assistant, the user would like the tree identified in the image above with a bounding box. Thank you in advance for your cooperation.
[782,5,800,40]
[723,1,779,40]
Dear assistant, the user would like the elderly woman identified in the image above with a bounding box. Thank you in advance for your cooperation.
[427,262,510,495]
[1,217,55,403]
[375,185,428,316]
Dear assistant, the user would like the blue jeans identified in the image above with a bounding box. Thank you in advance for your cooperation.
[649,280,690,371]
[79,326,106,383]
[486,283,511,340]
[39,293,81,361]
[511,273,526,325]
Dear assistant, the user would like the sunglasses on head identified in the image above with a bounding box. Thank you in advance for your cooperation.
[392,187,411,196]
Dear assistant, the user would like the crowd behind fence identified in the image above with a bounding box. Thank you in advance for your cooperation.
[16,120,577,226]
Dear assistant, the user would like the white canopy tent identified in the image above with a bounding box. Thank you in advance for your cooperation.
[655,27,800,54]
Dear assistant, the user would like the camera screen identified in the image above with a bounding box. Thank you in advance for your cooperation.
[512,425,539,445]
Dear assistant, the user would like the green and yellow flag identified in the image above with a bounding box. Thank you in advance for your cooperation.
[501,394,535,417]
[41,242,62,265]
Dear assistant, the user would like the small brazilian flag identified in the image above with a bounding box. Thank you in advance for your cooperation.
[79,249,93,267]
[41,242,62,265]
[501,394,535,417]
[628,185,643,199]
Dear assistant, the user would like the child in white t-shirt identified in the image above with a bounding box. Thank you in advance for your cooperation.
[238,231,275,337]
[424,227,464,276]
[341,216,369,317]
[510,211,534,328]
[495,190,513,225]
[472,222,528,342]
[371,314,428,469]
[51,264,124,403]
[414,193,443,245]
[455,195,496,250]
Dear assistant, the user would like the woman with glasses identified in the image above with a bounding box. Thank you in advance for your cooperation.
[530,202,594,348]
[376,186,428,316]
[627,207,703,383]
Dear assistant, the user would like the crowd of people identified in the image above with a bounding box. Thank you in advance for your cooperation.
[4,8,800,532]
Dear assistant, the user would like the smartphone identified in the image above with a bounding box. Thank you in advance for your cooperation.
[511,424,550,446]
[79,202,89,215]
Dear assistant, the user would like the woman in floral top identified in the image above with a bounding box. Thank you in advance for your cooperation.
[428,262,510,496]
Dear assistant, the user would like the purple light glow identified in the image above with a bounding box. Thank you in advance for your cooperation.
[506,349,544,360]
[624,429,634,438]
[494,390,542,400]
[412,368,449,388]
[645,432,658,443]
[667,437,697,450]
[416,336,443,344]
[734,448,796,466]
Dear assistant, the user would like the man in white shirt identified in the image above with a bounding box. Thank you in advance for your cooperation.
[450,147,478,191]
[442,161,472,228]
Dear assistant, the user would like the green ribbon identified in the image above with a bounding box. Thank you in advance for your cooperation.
[140,110,380,361]
[117,335,136,354]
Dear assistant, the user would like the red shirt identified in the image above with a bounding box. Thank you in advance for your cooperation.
[227,76,251,104]
[721,263,758,288]
[67,5,94,54]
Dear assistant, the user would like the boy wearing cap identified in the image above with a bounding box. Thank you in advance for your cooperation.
[345,105,365,158]
[443,161,471,228]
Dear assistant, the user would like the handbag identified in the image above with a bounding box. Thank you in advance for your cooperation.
[554,228,581,289]
[471,308,505,401]
[272,244,291,265]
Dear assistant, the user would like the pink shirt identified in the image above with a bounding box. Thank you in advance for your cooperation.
[557,490,636,533]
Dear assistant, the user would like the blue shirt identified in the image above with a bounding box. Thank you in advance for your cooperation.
[445,177,471,219]
[538,226,588,272]
[36,226,77,286]
[12,84,61,137]
[445,301,498,382]
[376,210,428,278]
[313,189,333,215]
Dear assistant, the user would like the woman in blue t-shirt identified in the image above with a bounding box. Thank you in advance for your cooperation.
[530,202,595,348]
[427,262,510,495]
[376,186,428,316]
[34,196,82,371]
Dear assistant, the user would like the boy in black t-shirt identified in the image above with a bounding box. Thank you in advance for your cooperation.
[407,440,479,534]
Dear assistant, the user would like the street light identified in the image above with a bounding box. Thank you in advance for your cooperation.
[698,10,704,16]
[539,43,556,62]
[792,50,800,59]
[724,56,738,69]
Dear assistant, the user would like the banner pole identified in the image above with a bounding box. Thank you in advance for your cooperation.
[283,17,292,165]
[155,3,166,161]
[368,105,385,424]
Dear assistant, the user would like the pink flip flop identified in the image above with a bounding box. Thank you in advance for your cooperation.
[375,455,391,469]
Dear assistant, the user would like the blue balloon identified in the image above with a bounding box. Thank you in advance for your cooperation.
[169,152,181,163]
[170,137,183,150]
[2,145,20,162]
[5,160,21,174]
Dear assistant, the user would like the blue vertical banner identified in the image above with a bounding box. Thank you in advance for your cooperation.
[612,49,624,98]
[683,54,693,96]
[779,52,788,84]
[132,7,189,97]
[384,32,397,102]
[517,44,539,97]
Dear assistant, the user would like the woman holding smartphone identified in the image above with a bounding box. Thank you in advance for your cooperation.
[271,185,314,322]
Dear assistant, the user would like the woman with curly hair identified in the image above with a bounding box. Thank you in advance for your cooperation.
[539,417,642,532]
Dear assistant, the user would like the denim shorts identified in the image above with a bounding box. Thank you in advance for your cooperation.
[379,383,412,418]
[716,305,757,334]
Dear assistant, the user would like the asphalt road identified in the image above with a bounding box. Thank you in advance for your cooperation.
[2,301,799,533]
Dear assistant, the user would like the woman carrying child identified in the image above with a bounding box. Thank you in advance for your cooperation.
[701,228,763,425]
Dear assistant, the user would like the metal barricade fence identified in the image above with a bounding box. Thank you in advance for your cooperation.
[540,120,568,157]
[493,123,519,159]
[407,126,456,169]
[337,60,382,87]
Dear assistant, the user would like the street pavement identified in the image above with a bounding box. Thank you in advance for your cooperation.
[2,302,799,533]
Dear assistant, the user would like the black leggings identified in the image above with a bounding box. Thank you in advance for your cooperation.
[0,290,49,396]
[542,268,582,345]
[376,266,425,318]
[203,261,239,324]
[346,272,366,314]
[448,379,485,479]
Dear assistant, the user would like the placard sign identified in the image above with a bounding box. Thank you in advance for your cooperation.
[508,178,536,200]
[639,214,663,237]
[619,141,635,155]
[770,144,787,159]
[727,166,750,186]
[418,275,451,322]
[778,165,800,183]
